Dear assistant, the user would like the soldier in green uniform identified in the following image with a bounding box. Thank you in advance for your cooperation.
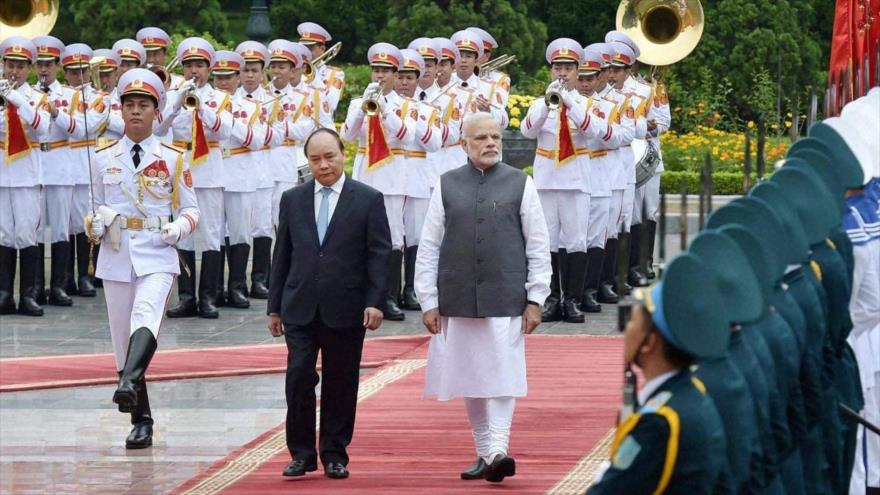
[588,253,730,494]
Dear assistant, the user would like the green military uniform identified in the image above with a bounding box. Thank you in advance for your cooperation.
[588,254,731,495]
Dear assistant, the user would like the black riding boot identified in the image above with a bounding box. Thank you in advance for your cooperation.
[64,234,78,295]
[384,249,405,321]
[113,327,157,413]
[402,245,420,310]
[645,220,658,279]
[166,250,198,317]
[542,251,562,322]
[581,247,604,312]
[598,238,619,304]
[198,250,220,318]
[75,233,96,296]
[34,243,46,305]
[48,241,73,306]
[18,246,44,316]
[562,252,587,323]
[215,241,228,307]
[249,236,271,299]
[0,246,16,314]
[627,224,648,287]
[226,243,250,308]
[126,378,154,449]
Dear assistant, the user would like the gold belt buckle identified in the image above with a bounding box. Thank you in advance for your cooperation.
[127,217,144,230]
[40,142,51,152]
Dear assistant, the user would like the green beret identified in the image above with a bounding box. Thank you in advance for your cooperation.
[706,201,787,280]
[785,144,846,213]
[748,180,810,262]
[688,229,763,324]
[716,224,773,320]
[770,163,839,244]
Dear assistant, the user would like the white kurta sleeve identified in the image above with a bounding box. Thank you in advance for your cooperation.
[415,180,446,312]
[520,176,552,305]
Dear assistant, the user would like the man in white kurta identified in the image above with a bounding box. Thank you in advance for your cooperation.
[415,112,551,484]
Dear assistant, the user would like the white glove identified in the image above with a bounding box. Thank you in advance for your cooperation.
[86,213,104,240]
[2,86,27,108]
[362,82,381,99]
[560,88,577,109]
[545,80,562,96]
[160,222,181,245]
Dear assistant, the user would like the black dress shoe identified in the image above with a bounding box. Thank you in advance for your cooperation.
[324,462,349,479]
[282,459,317,477]
[561,298,585,323]
[485,454,515,483]
[126,421,153,449]
[0,292,15,315]
[580,289,602,313]
[77,276,96,297]
[597,284,618,304]
[627,267,648,287]
[384,297,405,321]
[541,297,561,322]
[48,287,73,306]
[460,457,487,480]
[17,296,43,316]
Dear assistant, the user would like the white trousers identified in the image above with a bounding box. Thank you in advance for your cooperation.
[621,183,635,232]
[272,181,296,228]
[179,188,223,251]
[223,191,253,245]
[43,185,74,242]
[0,186,41,249]
[385,194,406,251]
[404,197,429,246]
[103,270,174,371]
[251,186,274,238]
[607,190,625,240]
[464,396,516,463]
[538,189,590,253]
[69,184,90,235]
[588,195,611,249]
[632,173,661,224]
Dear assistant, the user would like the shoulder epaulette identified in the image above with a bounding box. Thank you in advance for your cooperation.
[161,142,186,154]
[95,139,118,153]
[639,391,673,414]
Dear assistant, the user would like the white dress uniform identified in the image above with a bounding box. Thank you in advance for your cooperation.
[602,85,639,236]
[92,135,199,367]
[38,79,76,245]
[465,27,511,111]
[625,75,670,224]
[433,80,468,171]
[221,92,263,244]
[297,21,345,115]
[582,95,627,248]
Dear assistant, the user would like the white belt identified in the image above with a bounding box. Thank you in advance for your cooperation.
[119,215,170,231]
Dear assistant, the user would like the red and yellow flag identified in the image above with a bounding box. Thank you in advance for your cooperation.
[191,111,210,165]
[4,105,32,163]
[556,105,576,167]
[365,113,392,171]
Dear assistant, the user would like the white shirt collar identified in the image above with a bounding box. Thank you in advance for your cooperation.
[637,370,678,406]
[122,133,156,155]
[314,173,345,195]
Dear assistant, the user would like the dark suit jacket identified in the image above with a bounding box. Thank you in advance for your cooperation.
[268,175,391,328]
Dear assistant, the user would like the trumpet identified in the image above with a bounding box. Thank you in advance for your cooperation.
[477,54,516,78]
[147,55,179,89]
[545,78,564,110]
[181,77,200,110]
[303,42,342,84]
[361,82,382,116]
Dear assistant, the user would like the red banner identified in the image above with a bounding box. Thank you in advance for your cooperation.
[366,114,392,171]
[4,105,32,163]
[556,105,576,167]
[191,111,210,165]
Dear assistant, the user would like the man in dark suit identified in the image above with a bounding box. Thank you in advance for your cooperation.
[267,128,391,480]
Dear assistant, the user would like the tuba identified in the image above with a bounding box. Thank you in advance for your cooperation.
[616,0,703,67]
[0,0,59,40]
[303,42,341,84]
[147,56,179,89]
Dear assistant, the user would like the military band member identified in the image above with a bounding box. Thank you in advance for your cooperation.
[84,68,199,449]
[298,22,345,115]
[466,27,511,110]
[290,42,313,91]
[213,51,264,308]
[0,37,51,316]
[598,41,642,304]
[136,26,186,90]
[432,37,467,169]
[408,38,440,102]
[588,254,730,494]
[165,37,233,319]
[342,42,415,321]
[59,43,106,298]
[111,38,146,76]
[101,40,147,143]
[577,48,630,313]
[396,49,443,311]
[450,30,508,129]
[521,39,613,324]
[33,35,75,306]
[606,31,670,285]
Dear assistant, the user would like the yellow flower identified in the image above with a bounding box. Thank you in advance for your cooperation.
[510,117,521,128]
[785,121,792,128]
[510,107,521,117]
[786,112,792,117]
[747,121,755,129]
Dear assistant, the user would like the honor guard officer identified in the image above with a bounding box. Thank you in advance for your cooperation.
[450,30,508,129]
[521,39,613,324]
[0,37,51,316]
[297,22,345,115]
[342,42,415,321]
[598,41,641,304]
[577,47,630,313]
[165,37,233,319]
[466,27,511,110]
[395,49,443,311]
[607,30,671,285]
[432,37,467,170]
[33,35,75,307]
[235,41,275,299]
[213,50,264,308]
[60,43,106,298]
[587,253,730,494]
[84,68,199,449]
[137,26,186,89]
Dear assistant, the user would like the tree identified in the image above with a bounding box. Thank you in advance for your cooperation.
[65,0,229,48]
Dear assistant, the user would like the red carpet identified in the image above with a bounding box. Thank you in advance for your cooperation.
[0,336,429,392]
[171,335,623,495]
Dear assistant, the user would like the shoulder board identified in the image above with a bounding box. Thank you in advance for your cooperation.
[161,142,186,154]
[639,391,672,414]
[95,139,118,153]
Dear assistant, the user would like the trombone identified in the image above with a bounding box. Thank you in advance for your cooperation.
[303,42,341,84]
[147,55,180,89]
[477,54,516,78]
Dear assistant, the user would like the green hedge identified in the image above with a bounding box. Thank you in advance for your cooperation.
[659,171,765,195]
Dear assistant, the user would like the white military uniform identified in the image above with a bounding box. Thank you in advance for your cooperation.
[91,135,199,369]
[624,76,670,225]
[314,64,345,116]
[169,83,232,252]
[237,85,277,238]
[63,85,109,235]
[221,92,265,244]
[402,98,442,246]
[583,95,628,248]
[343,90,416,250]
[602,86,639,237]
[39,80,77,244]
[0,82,50,249]
[432,80,468,171]
[453,72,509,129]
